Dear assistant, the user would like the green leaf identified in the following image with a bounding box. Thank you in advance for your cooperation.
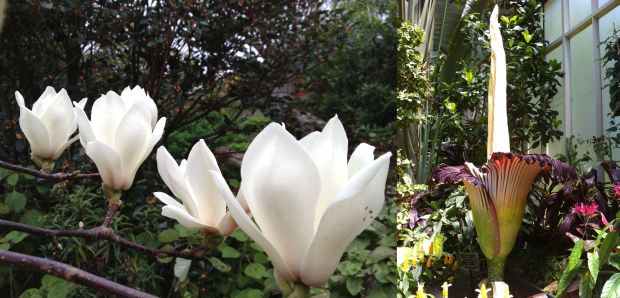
[367,246,395,263]
[609,255,620,270]
[600,231,619,268]
[5,192,27,212]
[367,286,398,298]
[602,273,620,298]
[580,272,594,298]
[48,281,77,298]
[6,174,19,186]
[232,289,263,298]
[207,257,231,272]
[1,231,28,244]
[252,252,268,264]
[157,229,179,243]
[20,209,43,227]
[522,30,532,43]
[558,240,584,295]
[229,229,248,242]
[243,263,266,280]
[219,245,240,258]
[19,288,43,298]
[346,277,363,296]
[588,252,599,282]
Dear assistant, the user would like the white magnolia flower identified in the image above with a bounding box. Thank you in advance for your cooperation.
[211,115,391,286]
[74,86,166,190]
[154,140,237,235]
[15,87,78,161]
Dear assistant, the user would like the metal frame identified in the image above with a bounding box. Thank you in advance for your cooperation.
[544,0,620,158]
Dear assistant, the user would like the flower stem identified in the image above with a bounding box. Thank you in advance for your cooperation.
[290,283,309,298]
[273,270,293,296]
[102,184,122,205]
[487,256,506,282]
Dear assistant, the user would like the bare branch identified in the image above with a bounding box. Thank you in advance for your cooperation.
[0,250,157,298]
[0,219,207,259]
[0,160,99,182]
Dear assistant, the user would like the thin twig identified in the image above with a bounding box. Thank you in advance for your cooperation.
[0,250,157,298]
[0,219,206,259]
[0,160,99,181]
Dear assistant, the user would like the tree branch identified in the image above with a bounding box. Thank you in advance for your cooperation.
[0,219,206,259]
[0,160,99,181]
[0,250,157,298]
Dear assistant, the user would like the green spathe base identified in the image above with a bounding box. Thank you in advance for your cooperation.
[487,256,507,282]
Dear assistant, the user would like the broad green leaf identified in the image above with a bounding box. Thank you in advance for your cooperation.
[243,263,266,280]
[19,288,43,298]
[367,246,395,263]
[48,281,77,298]
[5,192,26,212]
[207,257,231,272]
[600,231,619,268]
[232,289,262,298]
[588,252,600,282]
[580,272,594,298]
[6,174,19,186]
[20,209,43,227]
[229,229,248,242]
[1,231,28,244]
[346,277,363,296]
[157,229,179,243]
[602,273,620,298]
[220,245,240,259]
[558,240,585,295]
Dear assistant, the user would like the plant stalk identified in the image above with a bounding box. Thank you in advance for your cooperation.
[487,256,506,282]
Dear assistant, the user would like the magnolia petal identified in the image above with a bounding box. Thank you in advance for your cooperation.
[114,103,151,184]
[153,191,185,210]
[39,89,75,156]
[304,115,349,225]
[347,143,375,177]
[162,205,217,232]
[217,212,238,236]
[91,91,127,144]
[300,152,391,286]
[210,170,296,281]
[156,147,199,217]
[122,86,158,127]
[15,91,26,109]
[85,141,124,190]
[241,123,320,277]
[150,117,166,148]
[298,131,320,152]
[32,86,57,115]
[186,140,226,226]
[487,5,510,157]
[18,107,52,159]
[74,105,96,148]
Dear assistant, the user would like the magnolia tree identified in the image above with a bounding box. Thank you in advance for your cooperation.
[0,85,391,297]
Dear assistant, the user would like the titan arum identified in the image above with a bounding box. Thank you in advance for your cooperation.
[431,6,577,281]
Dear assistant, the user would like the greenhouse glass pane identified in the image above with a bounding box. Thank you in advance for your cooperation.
[544,0,562,42]
[599,6,620,159]
[546,45,565,156]
[569,0,591,29]
[570,26,596,159]
[599,0,611,8]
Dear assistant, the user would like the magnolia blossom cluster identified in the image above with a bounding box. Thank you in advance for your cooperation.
[16,86,165,191]
[15,87,391,288]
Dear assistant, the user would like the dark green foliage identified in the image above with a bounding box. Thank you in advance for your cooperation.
[300,0,396,146]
